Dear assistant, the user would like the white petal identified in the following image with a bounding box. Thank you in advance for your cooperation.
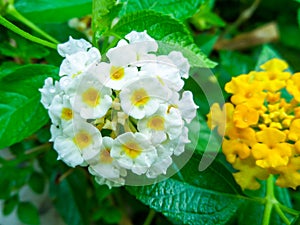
[57,36,92,57]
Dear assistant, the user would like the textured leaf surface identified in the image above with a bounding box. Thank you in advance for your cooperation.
[127,154,246,225]
[0,64,58,148]
[119,0,204,20]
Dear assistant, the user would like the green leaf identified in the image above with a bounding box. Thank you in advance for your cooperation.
[255,45,281,70]
[3,194,19,216]
[0,64,59,149]
[298,8,300,28]
[119,0,205,20]
[127,154,245,225]
[50,168,88,225]
[92,0,120,42]
[280,24,300,51]
[109,10,216,68]
[190,10,225,30]
[194,33,219,56]
[14,0,92,24]
[28,171,45,194]
[17,201,40,225]
[0,32,49,63]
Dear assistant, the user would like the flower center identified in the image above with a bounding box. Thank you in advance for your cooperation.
[61,108,73,120]
[131,89,149,107]
[100,148,113,164]
[82,88,100,107]
[110,66,125,80]
[148,116,165,130]
[122,142,142,158]
[73,131,92,149]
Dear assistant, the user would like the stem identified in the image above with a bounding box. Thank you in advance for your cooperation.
[57,168,74,183]
[222,0,260,36]
[279,204,300,216]
[0,15,57,49]
[274,204,291,225]
[143,209,156,225]
[7,4,59,44]
[262,176,275,225]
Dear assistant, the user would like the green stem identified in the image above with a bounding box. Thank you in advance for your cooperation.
[274,204,291,225]
[0,15,57,49]
[143,209,156,225]
[7,4,59,44]
[262,176,275,225]
[279,204,300,216]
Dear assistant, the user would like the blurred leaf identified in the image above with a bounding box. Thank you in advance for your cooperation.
[194,33,219,56]
[119,0,205,20]
[255,45,281,70]
[0,32,49,63]
[298,8,300,28]
[17,201,40,225]
[36,126,51,143]
[219,51,256,76]
[127,154,245,225]
[92,0,120,42]
[190,10,225,30]
[0,164,33,201]
[50,168,88,225]
[279,24,300,50]
[14,0,92,24]
[28,171,45,194]
[0,64,58,149]
[93,204,122,224]
[291,214,300,225]
[0,168,13,199]
[3,194,19,216]
[109,10,216,68]
[0,62,19,80]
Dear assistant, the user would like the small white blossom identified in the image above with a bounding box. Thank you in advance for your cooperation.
[39,77,61,109]
[69,73,112,119]
[57,36,92,57]
[167,51,190,79]
[48,95,76,126]
[59,47,101,77]
[137,105,183,145]
[170,91,198,123]
[119,77,171,119]
[140,56,184,92]
[106,30,158,66]
[162,126,190,156]
[53,121,102,167]
[95,62,138,90]
[111,132,157,175]
[146,144,172,178]
[87,137,127,182]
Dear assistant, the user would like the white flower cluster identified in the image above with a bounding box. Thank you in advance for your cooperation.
[39,31,198,188]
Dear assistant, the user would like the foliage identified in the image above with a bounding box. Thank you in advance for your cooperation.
[0,0,300,225]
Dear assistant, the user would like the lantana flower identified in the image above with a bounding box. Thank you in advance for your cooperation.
[207,58,300,190]
[39,30,198,188]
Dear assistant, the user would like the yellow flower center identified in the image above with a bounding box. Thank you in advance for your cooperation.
[61,108,73,120]
[131,89,149,107]
[73,131,92,149]
[122,142,142,158]
[110,66,125,80]
[100,148,113,164]
[82,88,100,107]
[147,116,165,131]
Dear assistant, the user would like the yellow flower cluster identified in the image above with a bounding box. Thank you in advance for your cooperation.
[207,58,300,190]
